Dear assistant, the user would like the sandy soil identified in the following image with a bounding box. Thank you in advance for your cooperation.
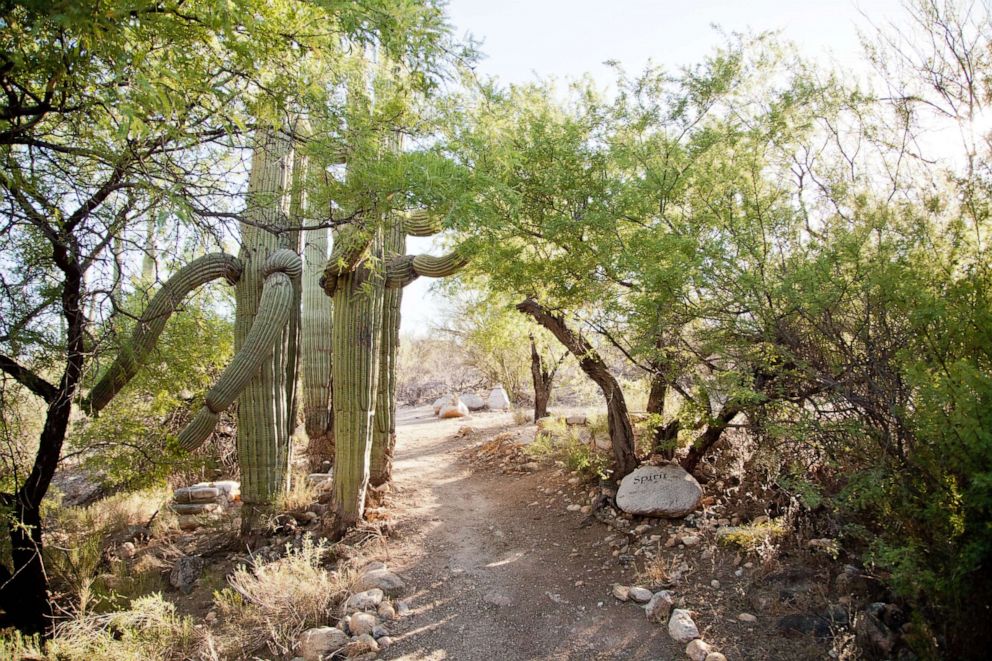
[379,406,678,660]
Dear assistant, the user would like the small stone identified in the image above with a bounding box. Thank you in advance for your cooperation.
[298,626,349,661]
[705,654,727,661]
[680,534,701,547]
[686,639,713,661]
[710,579,720,589]
[177,514,199,531]
[566,503,581,512]
[204,610,217,624]
[612,584,630,601]
[377,601,397,621]
[371,624,389,639]
[628,586,653,603]
[565,415,587,425]
[668,608,700,643]
[378,636,393,649]
[645,590,676,623]
[344,588,384,612]
[738,612,757,623]
[395,600,410,616]
[169,555,204,594]
[347,611,377,637]
[354,568,405,597]
[120,542,136,559]
[344,633,379,657]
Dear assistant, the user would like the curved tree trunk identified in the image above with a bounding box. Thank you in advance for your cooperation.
[530,334,552,420]
[516,298,638,479]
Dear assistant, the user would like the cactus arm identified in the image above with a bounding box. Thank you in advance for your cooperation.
[399,209,443,237]
[84,253,243,413]
[177,250,301,451]
[383,251,467,288]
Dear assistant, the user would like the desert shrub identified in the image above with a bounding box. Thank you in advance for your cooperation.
[44,594,204,661]
[213,534,347,658]
[527,422,611,481]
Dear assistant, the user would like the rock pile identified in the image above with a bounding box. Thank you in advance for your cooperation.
[170,480,239,531]
[610,583,725,661]
[296,561,408,660]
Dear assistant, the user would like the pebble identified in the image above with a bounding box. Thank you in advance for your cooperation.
[377,601,397,621]
[710,579,721,589]
[395,600,410,616]
[612,584,630,601]
[680,534,701,547]
[567,504,582,512]
[705,654,727,661]
[668,608,700,643]
[738,612,757,623]
[343,633,379,656]
[347,611,377,637]
[344,588,384,612]
[645,590,676,623]
[378,636,393,649]
[686,639,713,661]
[371,624,389,639]
[628,586,653,603]
[298,627,349,661]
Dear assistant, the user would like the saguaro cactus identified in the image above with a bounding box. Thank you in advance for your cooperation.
[368,210,462,487]
[302,223,334,470]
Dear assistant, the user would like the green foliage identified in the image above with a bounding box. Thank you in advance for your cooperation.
[73,289,233,491]
[527,422,612,481]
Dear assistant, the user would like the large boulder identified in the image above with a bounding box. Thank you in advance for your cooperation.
[487,385,511,410]
[616,464,702,517]
[440,400,469,418]
[461,393,486,411]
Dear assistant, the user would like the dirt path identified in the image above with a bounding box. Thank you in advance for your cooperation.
[380,406,677,660]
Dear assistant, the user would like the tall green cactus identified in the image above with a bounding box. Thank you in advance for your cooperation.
[302,222,334,470]
[235,128,302,531]
[325,223,385,534]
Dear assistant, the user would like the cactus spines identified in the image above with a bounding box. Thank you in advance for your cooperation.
[330,233,385,534]
[235,128,302,531]
[85,253,243,413]
[302,223,334,470]
[400,209,443,236]
[176,252,299,451]
[370,214,404,486]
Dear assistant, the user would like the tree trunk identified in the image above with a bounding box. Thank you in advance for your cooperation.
[530,334,552,420]
[516,298,638,479]
[1,247,85,635]
[646,371,678,458]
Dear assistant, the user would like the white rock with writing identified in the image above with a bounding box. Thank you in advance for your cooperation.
[616,464,702,518]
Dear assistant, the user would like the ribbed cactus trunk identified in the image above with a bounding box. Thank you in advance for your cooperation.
[330,229,385,534]
[370,214,404,487]
[236,128,301,533]
[302,224,334,470]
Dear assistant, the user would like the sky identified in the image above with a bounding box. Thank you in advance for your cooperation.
[400,0,911,334]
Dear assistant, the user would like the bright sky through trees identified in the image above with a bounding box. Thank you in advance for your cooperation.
[401,0,909,333]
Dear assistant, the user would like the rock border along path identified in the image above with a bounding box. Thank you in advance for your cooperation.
[381,406,678,660]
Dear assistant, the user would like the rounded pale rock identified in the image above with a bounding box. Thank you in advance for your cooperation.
[565,415,587,425]
[377,601,397,621]
[298,626,349,661]
[738,612,757,623]
[433,396,448,415]
[612,584,630,601]
[686,639,713,661]
[705,654,728,661]
[354,568,405,597]
[645,590,676,623]
[628,586,653,604]
[439,400,469,419]
[668,608,700,643]
[343,633,379,657]
[344,588,384,612]
[347,611,377,637]
[487,385,511,410]
[462,393,486,410]
[616,464,703,518]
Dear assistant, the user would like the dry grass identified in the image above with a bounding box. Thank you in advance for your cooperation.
[276,469,320,514]
[45,594,206,661]
[717,518,787,552]
[212,534,349,658]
